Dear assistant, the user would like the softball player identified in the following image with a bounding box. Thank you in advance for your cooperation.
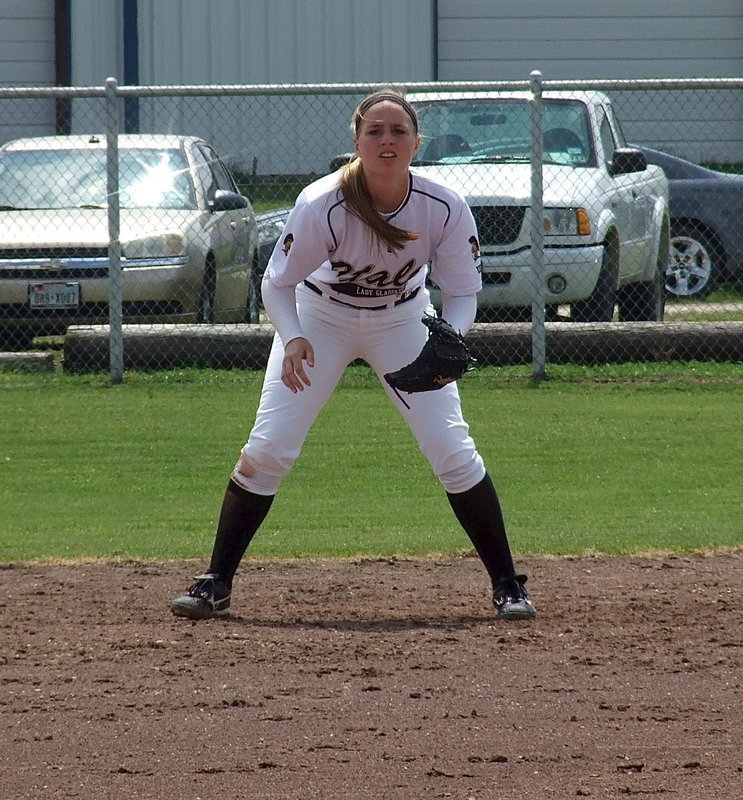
[171,91,536,621]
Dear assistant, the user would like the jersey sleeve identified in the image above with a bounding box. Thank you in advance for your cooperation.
[428,198,482,297]
[265,192,336,289]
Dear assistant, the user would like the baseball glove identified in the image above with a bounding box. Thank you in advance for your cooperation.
[384,315,474,407]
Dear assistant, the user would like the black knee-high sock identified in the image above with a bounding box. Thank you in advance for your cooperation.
[446,472,516,585]
[207,480,274,586]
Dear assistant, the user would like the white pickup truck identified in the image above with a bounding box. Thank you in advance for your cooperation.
[407,90,670,322]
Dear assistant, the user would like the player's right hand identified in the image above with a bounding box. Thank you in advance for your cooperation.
[281,337,315,392]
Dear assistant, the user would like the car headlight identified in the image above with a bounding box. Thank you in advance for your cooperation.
[123,233,185,260]
[543,207,591,236]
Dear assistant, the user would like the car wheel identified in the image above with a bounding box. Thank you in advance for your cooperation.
[571,237,617,322]
[246,249,262,323]
[197,256,217,323]
[617,222,668,322]
[665,222,721,300]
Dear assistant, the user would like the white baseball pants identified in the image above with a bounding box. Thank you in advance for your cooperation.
[231,283,485,496]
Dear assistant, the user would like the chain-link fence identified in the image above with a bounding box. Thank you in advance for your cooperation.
[1,76,741,378]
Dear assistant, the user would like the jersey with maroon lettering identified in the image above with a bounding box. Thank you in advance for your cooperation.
[265,169,482,307]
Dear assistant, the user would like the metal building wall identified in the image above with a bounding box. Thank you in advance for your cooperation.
[135,0,435,84]
[70,0,123,85]
[65,0,435,173]
[0,0,56,85]
[5,0,741,163]
[437,0,743,81]
[0,0,56,143]
[436,0,743,161]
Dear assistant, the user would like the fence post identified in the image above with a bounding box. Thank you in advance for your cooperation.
[529,69,547,381]
[105,77,124,384]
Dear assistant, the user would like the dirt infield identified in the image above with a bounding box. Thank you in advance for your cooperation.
[2,553,741,799]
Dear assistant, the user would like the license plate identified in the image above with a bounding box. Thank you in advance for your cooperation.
[29,283,81,309]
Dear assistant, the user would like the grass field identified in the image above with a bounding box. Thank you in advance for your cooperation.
[1,363,741,562]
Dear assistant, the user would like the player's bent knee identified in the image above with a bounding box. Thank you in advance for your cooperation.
[230,444,294,495]
[437,455,485,494]
[231,453,264,490]
[235,453,257,479]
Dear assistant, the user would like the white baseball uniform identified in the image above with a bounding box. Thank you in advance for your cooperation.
[231,168,486,496]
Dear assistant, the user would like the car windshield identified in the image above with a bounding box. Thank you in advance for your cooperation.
[412,98,593,167]
[0,147,196,210]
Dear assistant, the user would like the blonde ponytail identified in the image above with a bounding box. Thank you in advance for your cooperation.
[338,158,418,253]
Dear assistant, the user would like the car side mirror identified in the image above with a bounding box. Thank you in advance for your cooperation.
[209,189,249,212]
[608,148,648,176]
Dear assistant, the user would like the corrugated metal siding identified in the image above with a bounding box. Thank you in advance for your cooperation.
[437,0,743,81]
[127,0,435,173]
[436,0,743,161]
[136,0,434,84]
[0,0,56,144]
[62,0,125,137]
[0,0,55,85]
[70,0,123,85]
[3,1,739,162]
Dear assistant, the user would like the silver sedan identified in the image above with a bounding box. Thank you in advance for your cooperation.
[0,134,258,348]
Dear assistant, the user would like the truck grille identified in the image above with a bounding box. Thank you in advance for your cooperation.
[471,206,526,246]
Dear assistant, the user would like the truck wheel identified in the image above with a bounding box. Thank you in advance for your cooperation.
[571,239,617,322]
[618,223,667,321]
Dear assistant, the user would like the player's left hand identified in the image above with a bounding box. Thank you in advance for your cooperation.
[281,337,315,392]
[383,315,473,403]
